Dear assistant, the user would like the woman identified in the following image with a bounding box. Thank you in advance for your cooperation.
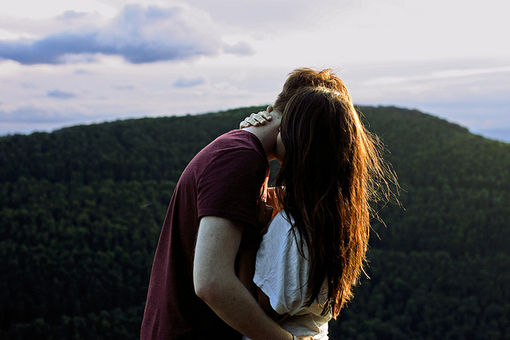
[242,84,395,339]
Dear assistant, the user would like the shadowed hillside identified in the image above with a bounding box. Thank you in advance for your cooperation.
[1,105,509,339]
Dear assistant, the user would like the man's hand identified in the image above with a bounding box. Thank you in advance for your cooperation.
[239,106,274,128]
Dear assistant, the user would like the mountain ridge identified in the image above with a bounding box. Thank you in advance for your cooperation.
[1,105,509,339]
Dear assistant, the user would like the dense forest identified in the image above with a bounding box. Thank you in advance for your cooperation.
[1,105,509,339]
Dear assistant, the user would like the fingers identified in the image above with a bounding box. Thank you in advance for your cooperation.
[239,116,260,128]
[252,112,272,125]
[258,111,272,123]
[239,114,257,128]
[239,111,272,128]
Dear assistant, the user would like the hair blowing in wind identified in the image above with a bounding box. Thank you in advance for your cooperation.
[274,80,397,319]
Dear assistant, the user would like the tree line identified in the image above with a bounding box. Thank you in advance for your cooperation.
[0,105,509,339]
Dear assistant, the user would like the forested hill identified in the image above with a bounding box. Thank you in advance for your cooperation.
[1,106,509,339]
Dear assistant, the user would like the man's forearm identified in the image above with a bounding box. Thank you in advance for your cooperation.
[194,216,293,340]
[199,274,292,340]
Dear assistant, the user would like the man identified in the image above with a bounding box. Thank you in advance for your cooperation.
[141,106,295,339]
[141,68,345,339]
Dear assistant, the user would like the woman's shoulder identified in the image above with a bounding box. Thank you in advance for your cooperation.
[272,210,293,226]
[266,211,295,238]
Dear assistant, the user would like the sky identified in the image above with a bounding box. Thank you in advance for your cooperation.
[0,0,509,142]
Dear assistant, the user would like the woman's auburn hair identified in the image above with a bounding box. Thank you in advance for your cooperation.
[274,81,394,319]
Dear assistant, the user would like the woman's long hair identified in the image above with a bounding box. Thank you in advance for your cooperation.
[274,85,394,318]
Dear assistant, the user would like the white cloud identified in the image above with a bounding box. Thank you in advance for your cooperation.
[173,76,205,88]
[0,4,254,65]
[47,89,76,99]
[1,0,117,20]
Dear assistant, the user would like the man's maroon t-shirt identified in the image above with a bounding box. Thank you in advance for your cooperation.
[141,130,269,339]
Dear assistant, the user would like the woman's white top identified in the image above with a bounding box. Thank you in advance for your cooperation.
[243,211,331,339]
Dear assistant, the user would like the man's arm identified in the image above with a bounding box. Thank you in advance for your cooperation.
[237,199,274,296]
[193,216,293,340]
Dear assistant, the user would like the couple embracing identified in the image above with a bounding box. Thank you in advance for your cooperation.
[141,68,394,339]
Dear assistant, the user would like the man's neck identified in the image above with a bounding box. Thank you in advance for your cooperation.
[243,125,278,161]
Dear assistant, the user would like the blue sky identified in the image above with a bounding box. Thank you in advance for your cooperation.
[1,0,509,142]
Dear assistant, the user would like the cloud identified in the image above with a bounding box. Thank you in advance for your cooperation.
[0,106,77,123]
[55,10,90,21]
[181,0,311,29]
[173,76,205,88]
[21,82,38,89]
[0,103,135,132]
[222,41,255,56]
[362,65,510,87]
[47,89,76,99]
[112,85,135,91]
[0,4,254,65]
[0,105,116,135]
[74,69,92,75]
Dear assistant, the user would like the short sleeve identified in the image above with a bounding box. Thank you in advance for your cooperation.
[253,212,311,315]
[197,148,266,228]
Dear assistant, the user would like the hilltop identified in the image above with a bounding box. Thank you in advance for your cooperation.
[1,105,509,339]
